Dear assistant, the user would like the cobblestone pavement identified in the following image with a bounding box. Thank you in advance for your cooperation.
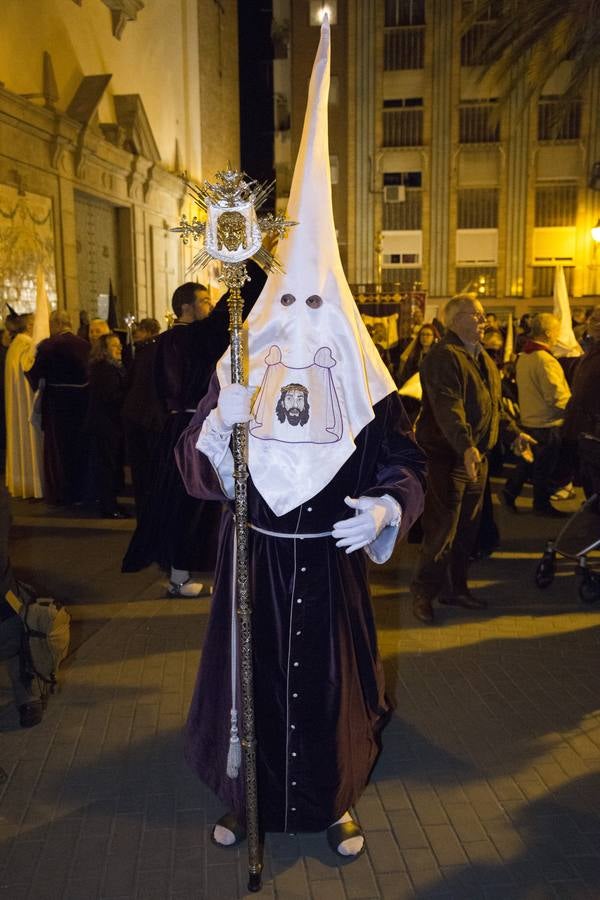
[2,490,600,898]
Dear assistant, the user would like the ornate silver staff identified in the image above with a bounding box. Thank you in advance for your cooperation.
[172,169,295,893]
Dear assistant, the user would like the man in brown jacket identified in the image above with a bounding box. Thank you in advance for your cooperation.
[411,294,534,624]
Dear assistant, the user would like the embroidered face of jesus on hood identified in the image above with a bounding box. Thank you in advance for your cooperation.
[216,16,396,517]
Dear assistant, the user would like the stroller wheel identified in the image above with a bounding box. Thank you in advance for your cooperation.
[535,556,555,589]
[579,572,600,604]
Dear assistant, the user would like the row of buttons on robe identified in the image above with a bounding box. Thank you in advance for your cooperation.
[288,506,312,824]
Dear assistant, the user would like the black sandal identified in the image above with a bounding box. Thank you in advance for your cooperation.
[326,818,366,859]
[166,578,205,598]
[210,812,247,848]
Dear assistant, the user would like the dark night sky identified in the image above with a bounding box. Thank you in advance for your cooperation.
[238,0,276,202]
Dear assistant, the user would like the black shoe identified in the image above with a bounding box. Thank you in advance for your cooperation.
[19,701,43,728]
[533,505,570,519]
[439,592,488,610]
[501,489,519,512]
[411,593,434,624]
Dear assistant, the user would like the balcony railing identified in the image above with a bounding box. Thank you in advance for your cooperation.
[460,21,500,67]
[381,269,423,292]
[459,104,500,143]
[383,192,423,230]
[384,0,425,27]
[384,26,425,70]
[383,108,423,147]
[457,188,499,229]
[532,265,575,297]
[538,99,582,141]
[456,267,497,297]
[535,184,578,227]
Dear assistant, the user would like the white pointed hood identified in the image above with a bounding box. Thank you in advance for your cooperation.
[217,16,396,517]
[552,264,582,358]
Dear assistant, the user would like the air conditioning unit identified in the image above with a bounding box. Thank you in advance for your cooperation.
[383,184,406,204]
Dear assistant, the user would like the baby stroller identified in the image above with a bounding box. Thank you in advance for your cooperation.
[535,433,600,603]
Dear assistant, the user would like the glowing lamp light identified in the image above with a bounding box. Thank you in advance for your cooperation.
[309,1,337,25]
[592,219,600,243]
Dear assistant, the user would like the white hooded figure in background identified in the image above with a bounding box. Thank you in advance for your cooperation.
[5,269,50,500]
[176,17,426,860]
[5,315,44,500]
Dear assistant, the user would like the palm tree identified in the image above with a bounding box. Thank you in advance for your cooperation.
[462,0,600,112]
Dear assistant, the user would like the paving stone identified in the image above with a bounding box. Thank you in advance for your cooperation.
[424,824,468,867]
[309,878,348,900]
[339,852,379,898]
[355,791,389,830]
[62,879,101,899]
[366,829,405,874]
[272,857,310,899]
[388,810,429,850]
[401,846,438,875]
[407,786,448,826]
[376,872,415,899]
[442,803,488,843]
[170,846,205,894]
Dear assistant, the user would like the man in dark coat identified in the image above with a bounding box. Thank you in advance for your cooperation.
[122,318,166,514]
[563,305,600,497]
[122,269,266,594]
[411,295,534,624]
[85,332,128,517]
[26,310,90,505]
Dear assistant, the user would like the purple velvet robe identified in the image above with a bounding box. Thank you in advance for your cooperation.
[175,376,426,832]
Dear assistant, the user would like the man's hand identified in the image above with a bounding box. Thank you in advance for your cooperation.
[216,384,257,430]
[463,446,482,481]
[332,495,399,554]
[512,432,537,464]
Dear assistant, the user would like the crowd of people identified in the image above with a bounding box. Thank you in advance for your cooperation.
[0,308,163,518]
[368,299,600,625]
[1,289,598,608]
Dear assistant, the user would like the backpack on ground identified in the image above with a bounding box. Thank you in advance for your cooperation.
[5,585,71,696]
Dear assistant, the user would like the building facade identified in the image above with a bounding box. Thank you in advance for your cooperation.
[0,0,239,325]
[275,0,600,313]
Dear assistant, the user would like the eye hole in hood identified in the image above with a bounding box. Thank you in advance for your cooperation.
[306,295,323,309]
[280,293,296,307]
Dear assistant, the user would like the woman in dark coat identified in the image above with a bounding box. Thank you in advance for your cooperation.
[85,332,127,518]
[396,322,439,386]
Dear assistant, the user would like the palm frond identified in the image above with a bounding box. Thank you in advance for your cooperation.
[461,0,600,124]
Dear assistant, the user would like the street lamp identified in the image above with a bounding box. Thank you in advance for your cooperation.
[592,219,600,244]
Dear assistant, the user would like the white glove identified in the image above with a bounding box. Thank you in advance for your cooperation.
[215,384,256,430]
[332,495,399,554]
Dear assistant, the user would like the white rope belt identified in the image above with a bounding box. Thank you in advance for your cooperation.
[249,523,332,539]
